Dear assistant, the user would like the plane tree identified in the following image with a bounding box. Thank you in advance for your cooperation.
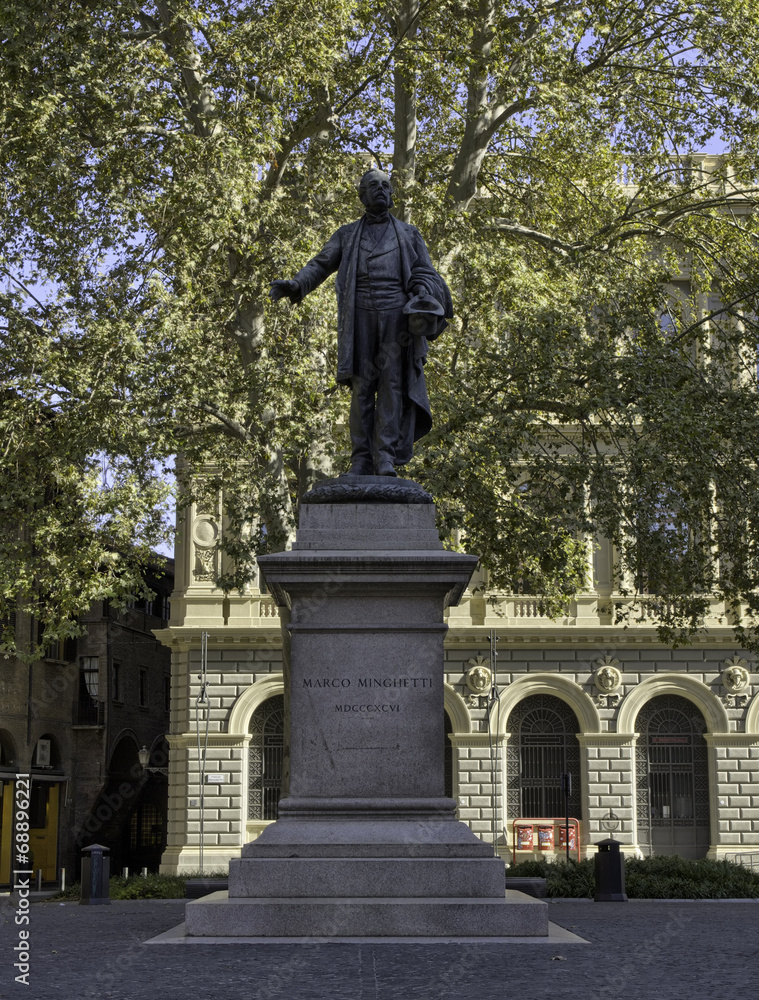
[3,0,759,653]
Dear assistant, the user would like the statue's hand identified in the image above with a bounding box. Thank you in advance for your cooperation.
[269,279,298,303]
[408,313,428,335]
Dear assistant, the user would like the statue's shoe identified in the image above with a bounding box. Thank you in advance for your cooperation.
[375,464,398,477]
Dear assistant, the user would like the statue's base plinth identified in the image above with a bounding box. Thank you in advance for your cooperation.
[184,497,548,938]
[302,473,433,505]
[185,890,548,938]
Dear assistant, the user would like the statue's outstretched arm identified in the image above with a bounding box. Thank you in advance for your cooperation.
[270,229,344,306]
[269,279,299,303]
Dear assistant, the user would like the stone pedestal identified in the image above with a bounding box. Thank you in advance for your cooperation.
[186,491,548,937]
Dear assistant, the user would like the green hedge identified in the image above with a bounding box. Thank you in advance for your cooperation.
[505,855,759,898]
[49,857,759,901]
[50,869,227,901]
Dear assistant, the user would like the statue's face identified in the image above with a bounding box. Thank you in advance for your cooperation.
[359,170,393,212]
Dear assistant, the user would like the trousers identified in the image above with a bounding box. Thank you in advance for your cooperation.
[349,305,408,473]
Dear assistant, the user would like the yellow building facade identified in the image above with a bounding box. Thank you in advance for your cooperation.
[157,493,759,874]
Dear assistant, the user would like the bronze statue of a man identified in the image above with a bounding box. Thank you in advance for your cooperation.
[270,168,452,477]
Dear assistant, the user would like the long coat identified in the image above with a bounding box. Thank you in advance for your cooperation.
[291,215,453,462]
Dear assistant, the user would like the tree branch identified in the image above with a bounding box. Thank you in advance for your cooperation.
[153,1,219,139]
[196,401,251,442]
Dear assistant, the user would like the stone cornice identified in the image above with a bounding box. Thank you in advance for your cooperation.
[576,733,638,747]
[156,623,742,650]
[449,733,506,747]
[166,732,251,749]
[444,627,739,646]
[154,626,281,650]
[704,733,759,747]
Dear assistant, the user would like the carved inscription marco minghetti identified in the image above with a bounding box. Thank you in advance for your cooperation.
[302,674,433,714]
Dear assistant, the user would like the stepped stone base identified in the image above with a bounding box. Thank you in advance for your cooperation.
[182,498,549,940]
[185,890,548,938]
[229,857,505,898]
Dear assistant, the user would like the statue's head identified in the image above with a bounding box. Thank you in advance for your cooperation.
[358,168,393,212]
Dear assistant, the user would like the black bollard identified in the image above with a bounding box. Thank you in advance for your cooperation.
[594,838,628,901]
[80,844,111,905]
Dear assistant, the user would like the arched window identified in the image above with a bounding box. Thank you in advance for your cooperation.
[506,695,582,819]
[129,802,165,851]
[248,696,285,821]
[635,695,709,858]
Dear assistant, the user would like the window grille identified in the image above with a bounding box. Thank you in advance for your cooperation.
[635,694,709,856]
[130,803,165,850]
[248,696,285,821]
[506,695,582,820]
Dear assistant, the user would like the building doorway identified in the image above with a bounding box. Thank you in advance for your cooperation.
[126,795,166,872]
[29,735,63,881]
[0,732,18,885]
[248,696,285,822]
[635,694,710,858]
[28,783,60,881]
[506,695,582,821]
[0,780,13,884]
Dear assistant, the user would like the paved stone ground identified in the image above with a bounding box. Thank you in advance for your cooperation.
[1,896,758,1000]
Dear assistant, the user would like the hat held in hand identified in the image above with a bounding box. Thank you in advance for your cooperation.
[403,293,445,317]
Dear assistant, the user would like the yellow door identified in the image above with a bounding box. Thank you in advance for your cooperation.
[0,781,13,884]
[29,784,59,881]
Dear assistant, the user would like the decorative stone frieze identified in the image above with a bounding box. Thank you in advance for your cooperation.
[594,657,622,692]
[721,657,751,707]
[593,656,623,707]
[464,656,492,707]
[192,515,220,582]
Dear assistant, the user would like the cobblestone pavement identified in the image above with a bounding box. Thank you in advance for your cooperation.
[2,896,758,1000]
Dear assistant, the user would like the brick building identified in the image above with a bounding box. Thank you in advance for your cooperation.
[0,561,174,885]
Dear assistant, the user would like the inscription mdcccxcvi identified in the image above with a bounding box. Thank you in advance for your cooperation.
[335,704,401,713]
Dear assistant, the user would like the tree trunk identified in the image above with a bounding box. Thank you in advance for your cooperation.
[391,0,419,223]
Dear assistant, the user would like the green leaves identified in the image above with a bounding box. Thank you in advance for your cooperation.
[3,1,759,650]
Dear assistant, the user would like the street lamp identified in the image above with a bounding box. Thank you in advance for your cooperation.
[138,746,168,776]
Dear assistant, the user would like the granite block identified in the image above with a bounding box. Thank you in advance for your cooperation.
[185,891,549,938]
[228,857,505,898]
